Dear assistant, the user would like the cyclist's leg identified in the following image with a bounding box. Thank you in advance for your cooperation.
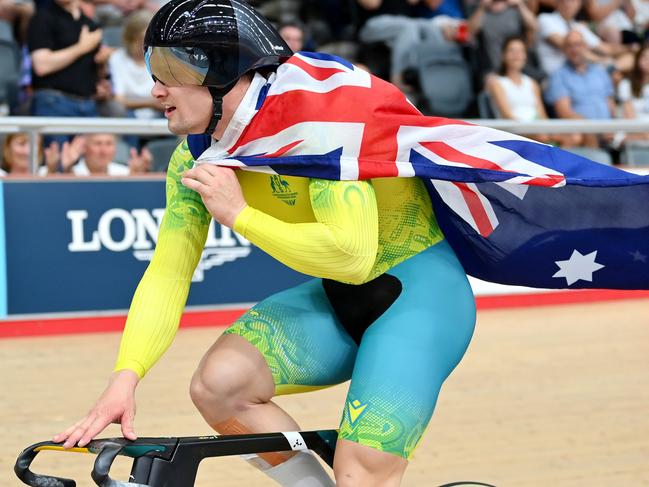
[190,278,357,449]
[333,240,476,486]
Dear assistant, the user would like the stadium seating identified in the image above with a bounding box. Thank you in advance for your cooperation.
[621,143,649,166]
[477,91,496,119]
[114,138,131,165]
[102,25,124,48]
[0,39,21,110]
[146,137,180,172]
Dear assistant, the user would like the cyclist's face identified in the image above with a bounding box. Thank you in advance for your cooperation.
[151,75,253,138]
[152,82,213,135]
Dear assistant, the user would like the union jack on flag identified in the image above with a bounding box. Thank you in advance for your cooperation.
[192,52,649,290]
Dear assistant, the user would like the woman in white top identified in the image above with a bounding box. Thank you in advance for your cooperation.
[108,10,162,121]
[1,133,34,176]
[486,37,542,121]
[618,44,649,142]
[486,36,576,144]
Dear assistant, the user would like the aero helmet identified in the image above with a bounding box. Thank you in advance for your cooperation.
[144,0,292,135]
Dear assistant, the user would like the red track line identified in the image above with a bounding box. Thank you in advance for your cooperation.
[0,309,248,339]
[475,289,649,309]
[2,290,649,339]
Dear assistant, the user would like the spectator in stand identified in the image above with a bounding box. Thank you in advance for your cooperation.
[537,0,630,76]
[1,132,39,175]
[27,0,107,145]
[584,0,638,46]
[630,0,649,37]
[0,132,69,176]
[107,10,161,146]
[486,36,578,144]
[618,44,649,142]
[545,30,616,147]
[300,0,356,50]
[357,0,468,93]
[418,0,466,19]
[356,0,419,90]
[277,19,305,52]
[92,0,158,27]
[40,133,151,175]
[0,0,34,43]
[466,0,538,76]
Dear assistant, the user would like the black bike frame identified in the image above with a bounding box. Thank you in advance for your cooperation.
[15,430,338,487]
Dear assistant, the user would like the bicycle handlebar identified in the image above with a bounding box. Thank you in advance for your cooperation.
[15,430,338,487]
[15,441,78,487]
[91,442,150,487]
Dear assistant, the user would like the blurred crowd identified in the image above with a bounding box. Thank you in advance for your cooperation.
[2,0,649,176]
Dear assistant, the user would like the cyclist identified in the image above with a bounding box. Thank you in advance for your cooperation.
[53,1,476,485]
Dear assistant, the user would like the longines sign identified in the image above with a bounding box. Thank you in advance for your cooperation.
[66,209,251,282]
[1,179,307,316]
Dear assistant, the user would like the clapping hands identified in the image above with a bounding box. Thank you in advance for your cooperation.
[128,147,152,174]
[43,136,86,174]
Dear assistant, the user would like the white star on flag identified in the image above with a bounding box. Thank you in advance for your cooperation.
[553,250,605,286]
[629,250,647,263]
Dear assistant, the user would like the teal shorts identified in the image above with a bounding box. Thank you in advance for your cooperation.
[224,239,476,459]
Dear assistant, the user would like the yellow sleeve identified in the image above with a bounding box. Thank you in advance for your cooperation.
[114,141,211,378]
[233,178,378,284]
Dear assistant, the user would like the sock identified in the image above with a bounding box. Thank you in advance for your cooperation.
[243,451,335,487]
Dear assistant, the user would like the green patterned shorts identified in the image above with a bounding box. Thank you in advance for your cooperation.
[224,240,476,459]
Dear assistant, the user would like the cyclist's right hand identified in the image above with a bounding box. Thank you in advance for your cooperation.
[53,369,140,449]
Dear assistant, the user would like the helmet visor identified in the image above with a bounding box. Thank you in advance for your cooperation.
[145,46,210,87]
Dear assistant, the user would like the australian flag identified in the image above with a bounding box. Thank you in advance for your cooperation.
[193,52,649,290]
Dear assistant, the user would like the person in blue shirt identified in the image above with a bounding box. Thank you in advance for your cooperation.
[545,29,616,148]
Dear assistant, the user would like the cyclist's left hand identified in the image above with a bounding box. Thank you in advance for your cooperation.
[181,164,247,228]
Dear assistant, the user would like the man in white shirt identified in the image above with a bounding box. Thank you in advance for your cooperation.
[537,0,625,75]
[40,133,152,175]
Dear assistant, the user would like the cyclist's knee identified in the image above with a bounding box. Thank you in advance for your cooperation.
[189,361,241,411]
[189,335,274,414]
[333,439,407,487]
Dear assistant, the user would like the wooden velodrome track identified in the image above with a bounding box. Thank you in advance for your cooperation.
[3,298,648,486]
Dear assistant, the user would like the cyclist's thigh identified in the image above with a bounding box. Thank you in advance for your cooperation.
[339,240,476,459]
[225,278,358,395]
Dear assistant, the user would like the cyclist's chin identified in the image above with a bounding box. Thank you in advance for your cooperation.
[167,118,204,136]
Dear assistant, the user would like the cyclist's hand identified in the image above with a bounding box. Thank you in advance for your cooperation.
[53,369,140,448]
[182,164,247,228]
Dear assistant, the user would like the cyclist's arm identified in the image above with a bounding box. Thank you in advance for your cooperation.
[233,178,378,284]
[114,141,211,378]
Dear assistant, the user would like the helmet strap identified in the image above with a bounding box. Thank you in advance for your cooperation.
[204,81,240,136]
[204,86,224,136]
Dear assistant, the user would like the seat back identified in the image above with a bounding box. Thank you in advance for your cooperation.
[477,90,496,118]
[417,45,473,117]
[102,25,124,48]
[621,144,649,166]
[0,40,21,108]
[146,138,180,172]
